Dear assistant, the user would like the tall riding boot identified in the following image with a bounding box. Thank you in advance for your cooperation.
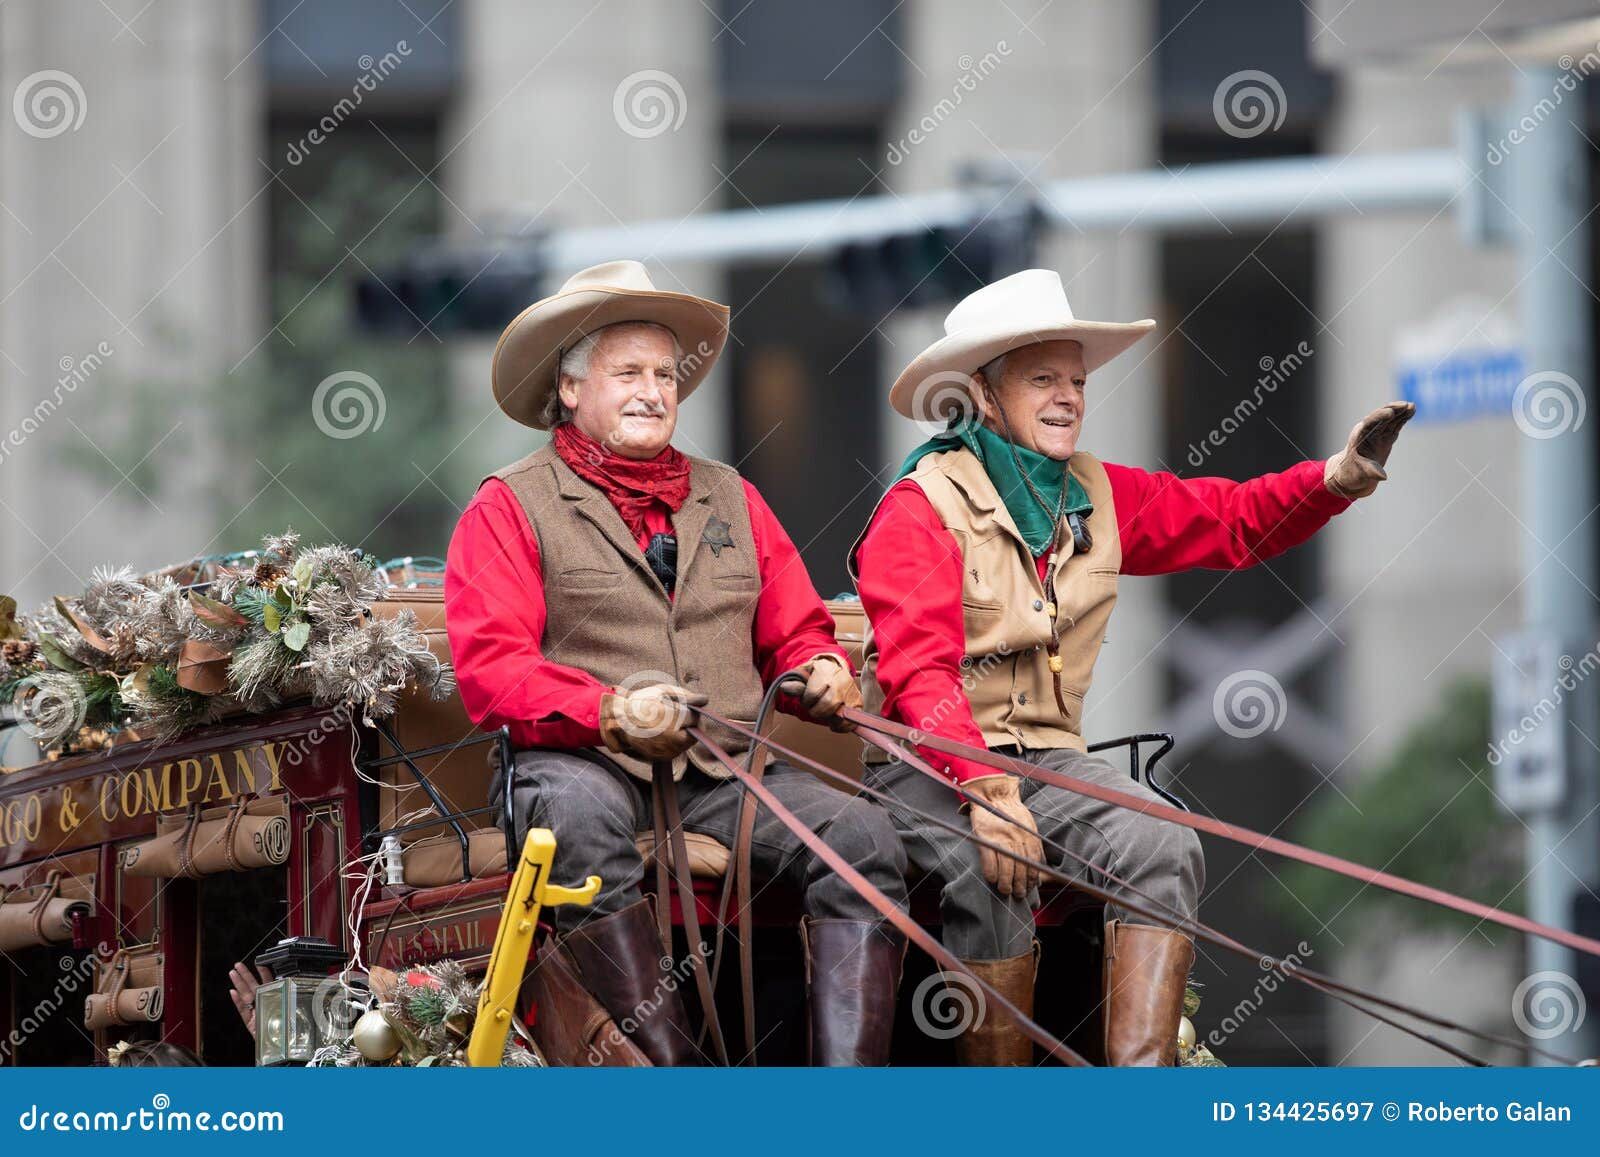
[802,919,906,1066]
[952,945,1039,1066]
[1102,920,1195,1066]
[563,898,698,1067]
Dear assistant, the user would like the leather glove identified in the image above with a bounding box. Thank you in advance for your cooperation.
[962,774,1043,899]
[1324,401,1415,500]
[794,655,862,732]
[599,683,708,761]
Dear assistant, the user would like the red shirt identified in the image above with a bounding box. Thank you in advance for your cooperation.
[445,475,847,749]
[854,457,1351,784]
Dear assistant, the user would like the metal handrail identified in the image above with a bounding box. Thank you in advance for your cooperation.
[1086,731,1188,811]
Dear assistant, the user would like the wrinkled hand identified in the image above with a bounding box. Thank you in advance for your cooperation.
[1325,401,1415,500]
[963,774,1043,899]
[795,655,862,732]
[228,960,274,1039]
[599,683,708,761]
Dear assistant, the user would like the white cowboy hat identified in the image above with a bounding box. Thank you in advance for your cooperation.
[491,259,730,430]
[889,269,1156,422]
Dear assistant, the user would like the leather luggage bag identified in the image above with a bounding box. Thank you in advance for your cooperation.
[84,944,165,1030]
[399,827,509,887]
[521,936,651,1067]
[0,872,91,951]
[120,796,290,879]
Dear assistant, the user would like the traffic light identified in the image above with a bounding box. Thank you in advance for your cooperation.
[353,243,545,336]
[822,203,1042,318]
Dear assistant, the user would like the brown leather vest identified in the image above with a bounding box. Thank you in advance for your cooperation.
[853,446,1121,759]
[489,444,764,781]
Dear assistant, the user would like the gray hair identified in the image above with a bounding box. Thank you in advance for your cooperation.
[543,320,683,427]
[977,351,1007,387]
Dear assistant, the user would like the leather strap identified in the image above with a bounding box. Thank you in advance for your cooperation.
[844,707,1600,960]
[702,708,1548,1066]
[653,762,730,1065]
[703,730,766,1064]
[687,725,1089,1066]
[27,871,62,945]
[175,807,201,880]
[845,722,1513,1066]
[649,774,673,952]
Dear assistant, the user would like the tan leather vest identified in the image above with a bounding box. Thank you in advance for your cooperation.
[853,446,1121,758]
[488,444,764,781]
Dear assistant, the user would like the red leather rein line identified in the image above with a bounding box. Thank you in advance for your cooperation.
[839,706,1600,961]
[693,705,1586,1065]
[683,727,1092,1065]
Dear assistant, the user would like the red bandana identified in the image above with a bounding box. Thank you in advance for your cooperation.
[552,422,692,543]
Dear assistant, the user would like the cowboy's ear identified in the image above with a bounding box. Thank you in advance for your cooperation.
[558,373,581,411]
[967,372,994,422]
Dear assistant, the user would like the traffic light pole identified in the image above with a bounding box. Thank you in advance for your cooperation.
[528,149,1464,273]
[1512,66,1600,1064]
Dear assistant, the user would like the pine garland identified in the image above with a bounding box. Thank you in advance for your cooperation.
[0,529,453,755]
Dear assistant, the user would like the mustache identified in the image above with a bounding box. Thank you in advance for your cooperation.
[621,401,668,418]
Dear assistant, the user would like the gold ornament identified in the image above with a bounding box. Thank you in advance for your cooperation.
[1178,1016,1197,1051]
[1048,655,1064,673]
[352,1008,402,1062]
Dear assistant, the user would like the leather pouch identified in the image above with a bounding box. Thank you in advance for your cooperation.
[399,827,508,887]
[0,871,92,951]
[84,944,164,1029]
[121,796,290,878]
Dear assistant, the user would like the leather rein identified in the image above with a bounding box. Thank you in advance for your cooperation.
[678,686,1591,1065]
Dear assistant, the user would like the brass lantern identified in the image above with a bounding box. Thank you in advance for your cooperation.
[252,936,347,1067]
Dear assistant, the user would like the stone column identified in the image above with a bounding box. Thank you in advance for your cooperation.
[0,0,259,606]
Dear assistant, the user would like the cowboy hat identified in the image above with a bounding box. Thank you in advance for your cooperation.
[889,269,1156,422]
[491,259,730,430]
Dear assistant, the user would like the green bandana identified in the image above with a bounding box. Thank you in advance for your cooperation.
[894,421,1092,557]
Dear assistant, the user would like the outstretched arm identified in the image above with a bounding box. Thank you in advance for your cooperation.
[1110,401,1413,576]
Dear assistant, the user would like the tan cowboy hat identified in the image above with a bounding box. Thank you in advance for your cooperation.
[889,269,1156,422]
[491,259,730,430]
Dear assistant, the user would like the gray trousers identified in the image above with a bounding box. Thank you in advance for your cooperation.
[864,746,1204,961]
[492,748,909,932]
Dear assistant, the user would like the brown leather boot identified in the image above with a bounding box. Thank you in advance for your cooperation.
[952,945,1039,1066]
[563,898,699,1067]
[802,919,905,1066]
[1102,920,1195,1066]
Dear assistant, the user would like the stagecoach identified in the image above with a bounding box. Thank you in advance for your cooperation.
[0,576,1190,1067]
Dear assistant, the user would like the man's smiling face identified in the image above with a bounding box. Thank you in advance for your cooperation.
[559,322,680,459]
[971,338,1087,461]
